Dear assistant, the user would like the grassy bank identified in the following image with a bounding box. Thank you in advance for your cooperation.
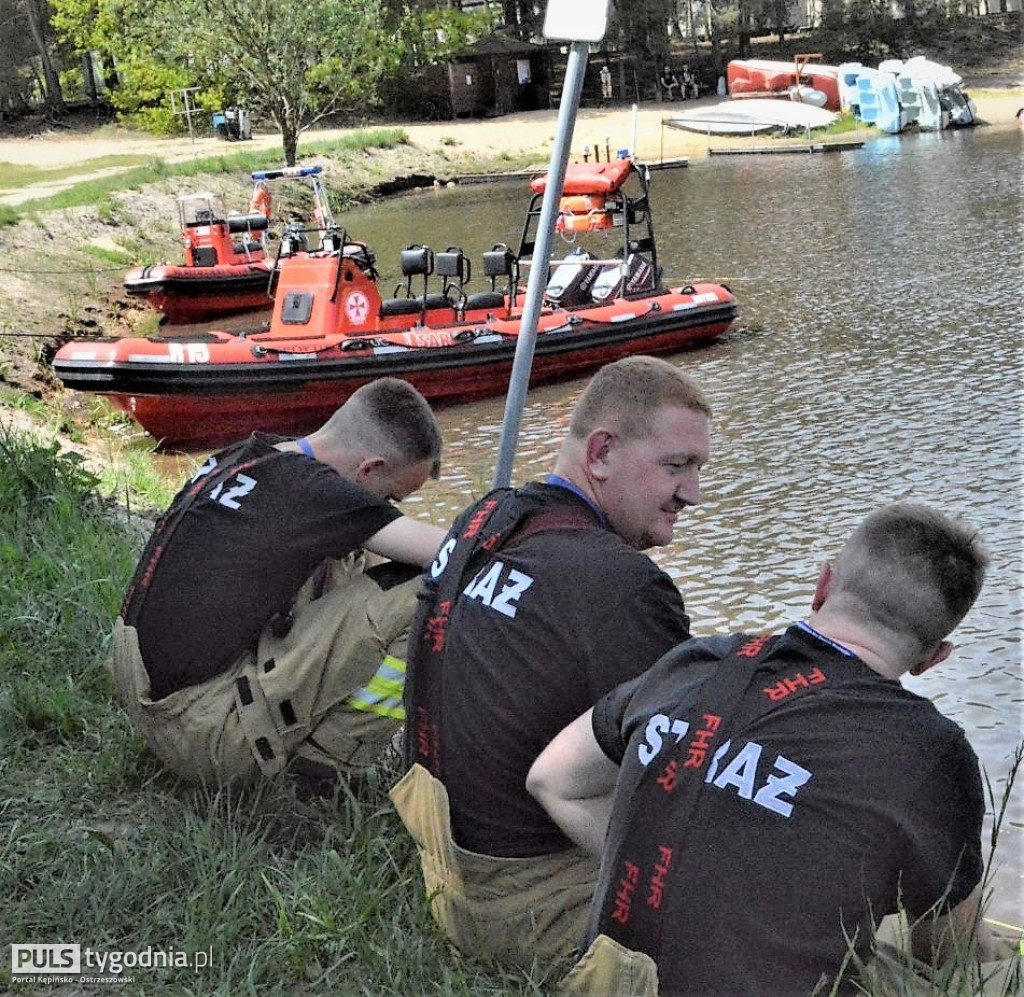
[0,423,559,995]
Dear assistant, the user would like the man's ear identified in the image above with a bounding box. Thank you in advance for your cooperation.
[585,430,616,482]
[909,640,953,677]
[811,561,833,612]
[353,456,387,484]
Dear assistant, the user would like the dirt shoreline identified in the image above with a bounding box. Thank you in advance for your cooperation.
[2,86,1021,182]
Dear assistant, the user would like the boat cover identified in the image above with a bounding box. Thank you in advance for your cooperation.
[530,159,632,196]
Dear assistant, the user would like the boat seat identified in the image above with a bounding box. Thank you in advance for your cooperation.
[423,292,453,310]
[473,244,518,311]
[227,212,270,234]
[379,292,454,320]
[400,244,434,280]
[464,291,506,312]
[437,247,470,307]
[379,297,422,318]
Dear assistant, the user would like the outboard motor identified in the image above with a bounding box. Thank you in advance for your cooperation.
[591,252,655,304]
[545,248,598,307]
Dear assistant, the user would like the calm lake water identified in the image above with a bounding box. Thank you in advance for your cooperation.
[340,124,1023,924]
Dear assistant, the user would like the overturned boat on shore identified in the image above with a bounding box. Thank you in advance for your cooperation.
[53,158,738,448]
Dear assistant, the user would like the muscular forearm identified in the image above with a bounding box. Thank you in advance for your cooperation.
[538,791,614,857]
[364,517,446,567]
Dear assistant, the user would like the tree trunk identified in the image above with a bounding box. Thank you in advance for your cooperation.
[281,115,298,166]
[24,0,65,115]
[737,0,752,58]
[82,52,98,103]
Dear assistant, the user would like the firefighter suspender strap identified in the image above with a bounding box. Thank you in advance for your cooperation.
[596,634,782,958]
[121,440,280,626]
[403,486,602,778]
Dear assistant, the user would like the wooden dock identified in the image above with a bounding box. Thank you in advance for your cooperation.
[708,141,864,156]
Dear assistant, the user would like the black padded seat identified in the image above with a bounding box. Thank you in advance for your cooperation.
[422,293,453,311]
[464,291,506,312]
[379,297,423,319]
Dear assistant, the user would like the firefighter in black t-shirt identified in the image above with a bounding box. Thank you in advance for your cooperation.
[529,502,1018,994]
[110,378,445,789]
[391,357,711,969]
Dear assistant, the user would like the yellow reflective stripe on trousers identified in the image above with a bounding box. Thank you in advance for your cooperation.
[345,655,406,720]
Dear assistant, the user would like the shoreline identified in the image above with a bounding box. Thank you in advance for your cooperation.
[1,86,1020,177]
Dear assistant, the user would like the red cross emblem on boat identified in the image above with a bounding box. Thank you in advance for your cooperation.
[345,290,370,324]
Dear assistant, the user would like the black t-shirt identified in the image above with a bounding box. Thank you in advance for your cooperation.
[436,482,692,857]
[588,626,985,995]
[124,433,401,699]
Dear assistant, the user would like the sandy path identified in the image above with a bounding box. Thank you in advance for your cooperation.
[1,89,1020,190]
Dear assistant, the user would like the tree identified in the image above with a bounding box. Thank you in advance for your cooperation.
[51,0,392,164]
[20,0,66,116]
[186,0,393,164]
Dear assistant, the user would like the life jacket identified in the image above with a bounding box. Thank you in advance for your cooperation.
[403,484,603,779]
[249,184,273,220]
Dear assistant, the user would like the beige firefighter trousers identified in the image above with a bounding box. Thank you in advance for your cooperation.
[109,557,419,784]
[553,914,1022,996]
[389,762,601,971]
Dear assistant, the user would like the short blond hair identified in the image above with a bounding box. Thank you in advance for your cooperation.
[569,356,711,441]
[831,503,988,653]
[326,378,442,478]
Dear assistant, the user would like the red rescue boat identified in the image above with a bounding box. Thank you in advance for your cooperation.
[123,166,338,324]
[53,158,739,448]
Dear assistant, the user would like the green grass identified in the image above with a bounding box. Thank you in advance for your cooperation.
[1,129,411,222]
[0,421,557,995]
[0,154,158,190]
[77,244,135,266]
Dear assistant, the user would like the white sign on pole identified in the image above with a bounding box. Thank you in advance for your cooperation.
[542,0,609,42]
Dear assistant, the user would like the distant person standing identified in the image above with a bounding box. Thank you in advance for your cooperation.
[681,65,698,100]
[600,64,613,102]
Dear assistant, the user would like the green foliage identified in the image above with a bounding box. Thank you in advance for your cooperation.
[45,0,491,163]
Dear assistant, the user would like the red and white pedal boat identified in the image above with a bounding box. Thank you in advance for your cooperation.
[54,158,738,448]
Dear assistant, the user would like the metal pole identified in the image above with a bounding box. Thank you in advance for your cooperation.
[491,40,590,489]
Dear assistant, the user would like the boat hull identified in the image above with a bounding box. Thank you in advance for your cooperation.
[123,262,276,324]
[53,288,737,448]
[727,60,842,112]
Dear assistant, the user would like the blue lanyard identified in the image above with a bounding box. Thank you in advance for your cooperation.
[297,438,315,458]
[544,474,610,529]
[795,621,857,658]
